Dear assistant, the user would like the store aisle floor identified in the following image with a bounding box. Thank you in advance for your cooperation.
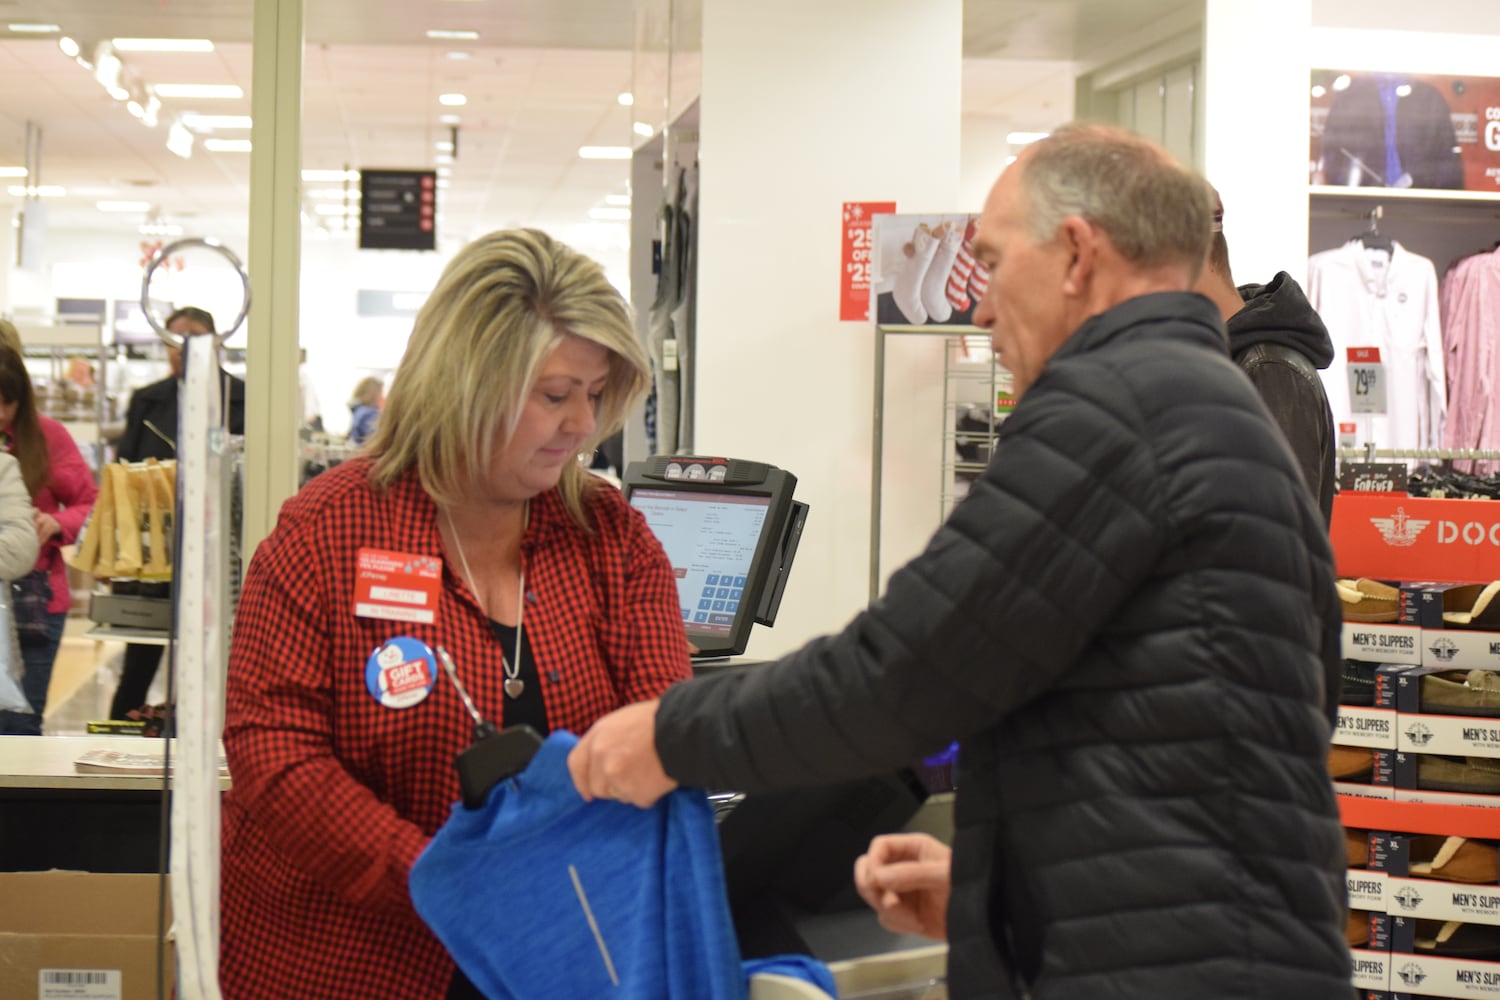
[41,618,129,735]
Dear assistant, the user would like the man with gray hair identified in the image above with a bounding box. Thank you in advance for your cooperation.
[570,124,1349,998]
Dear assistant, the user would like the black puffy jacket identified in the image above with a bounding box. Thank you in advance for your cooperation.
[656,292,1348,999]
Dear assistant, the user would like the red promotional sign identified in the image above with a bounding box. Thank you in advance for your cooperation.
[840,201,895,322]
[1311,70,1500,193]
[1347,347,1381,363]
[1332,493,1500,582]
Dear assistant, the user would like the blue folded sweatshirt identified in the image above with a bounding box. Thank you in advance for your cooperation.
[410,731,836,999]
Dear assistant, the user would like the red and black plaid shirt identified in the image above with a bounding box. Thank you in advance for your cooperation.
[220,459,692,999]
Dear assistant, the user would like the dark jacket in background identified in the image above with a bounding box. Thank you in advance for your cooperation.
[1231,271,1338,524]
[655,292,1349,998]
[117,371,247,462]
[1321,74,1463,189]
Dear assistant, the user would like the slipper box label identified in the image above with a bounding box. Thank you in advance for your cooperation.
[1338,706,1400,749]
[1350,870,1390,912]
[1422,629,1500,671]
[1386,952,1500,997]
[1396,712,1500,757]
[1351,948,1391,991]
[1346,624,1424,664]
[1385,879,1500,926]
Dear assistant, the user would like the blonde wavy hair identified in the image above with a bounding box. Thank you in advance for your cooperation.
[367,228,648,527]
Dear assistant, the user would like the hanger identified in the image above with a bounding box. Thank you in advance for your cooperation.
[438,647,545,809]
[1356,205,1393,253]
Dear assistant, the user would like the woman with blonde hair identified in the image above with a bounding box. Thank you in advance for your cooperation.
[220,228,693,998]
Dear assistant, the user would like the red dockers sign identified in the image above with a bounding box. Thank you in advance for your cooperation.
[1332,493,1500,582]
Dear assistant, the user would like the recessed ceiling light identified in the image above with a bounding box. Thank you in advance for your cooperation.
[604,194,631,206]
[181,114,253,129]
[57,37,80,58]
[436,178,450,189]
[107,86,131,102]
[439,114,462,125]
[579,146,631,160]
[126,101,145,119]
[204,138,252,152]
[166,121,194,158]
[436,166,452,177]
[438,93,467,106]
[589,207,631,221]
[435,154,453,165]
[112,38,215,52]
[154,84,244,99]
[445,51,471,60]
[617,92,634,107]
[313,203,358,216]
[435,140,454,152]
[97,200,152,212]
[302,169,360,181]
[0,167,27,178]
[307,188,360,200]
[8,23,60,34]
[426,29,479,40]
[7,185,66,198]
[632,122,654,137]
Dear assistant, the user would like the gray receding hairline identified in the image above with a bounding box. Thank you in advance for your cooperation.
[1016,123,1215,277]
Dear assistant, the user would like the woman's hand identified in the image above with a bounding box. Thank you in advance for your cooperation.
[853,833,953,940]
[34,511,60,544]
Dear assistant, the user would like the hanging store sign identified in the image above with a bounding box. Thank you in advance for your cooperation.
[1311,69,1500,193]
[840,201,896,322]
[359,169,437,251]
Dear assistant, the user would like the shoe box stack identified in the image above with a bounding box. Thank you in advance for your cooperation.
[1336,578,1500,998]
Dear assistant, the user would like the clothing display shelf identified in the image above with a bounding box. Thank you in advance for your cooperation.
[1336,448,1500,462]
[870,323,1008,602]
[15,318,110,466]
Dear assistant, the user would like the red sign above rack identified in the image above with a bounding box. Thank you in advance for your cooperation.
[1333,493,1500,582]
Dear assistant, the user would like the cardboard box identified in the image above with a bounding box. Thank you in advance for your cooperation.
[0,870,173,1000]
[1347,624,1425,665]
[1338,664,1407,749]
[1351,869,1391,912]
[1387,953,1500,998]
[1422,631,1500,672]
[1353,947,1395,991]
[1406,584,1489,630]
[88,593,172,631]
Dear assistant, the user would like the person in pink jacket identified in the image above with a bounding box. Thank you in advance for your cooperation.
[0,339,98,734]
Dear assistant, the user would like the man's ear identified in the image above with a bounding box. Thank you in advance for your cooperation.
[1057,216,1097,297]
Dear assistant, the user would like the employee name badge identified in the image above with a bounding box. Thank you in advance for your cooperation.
[366,636,438,709]
[354,548,443,624]
[1346,346,1386,415]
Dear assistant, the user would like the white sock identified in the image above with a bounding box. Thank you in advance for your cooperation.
[892,225,937,324]
[920,224,964,323]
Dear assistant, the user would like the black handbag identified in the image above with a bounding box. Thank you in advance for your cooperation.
[10,569,53,640]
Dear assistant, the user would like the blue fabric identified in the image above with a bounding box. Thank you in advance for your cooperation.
[745,955,839,996]
[1375,72,1406,186]
[411,731,749,999]
[0,609,65,735]
[349,404,379,445]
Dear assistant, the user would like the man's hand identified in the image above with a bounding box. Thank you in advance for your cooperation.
[566,699,678,808]
[853,833,953,940]
[34,511,60,545]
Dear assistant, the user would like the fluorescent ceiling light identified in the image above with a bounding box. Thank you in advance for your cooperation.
[438,93,467,106]
[7,185,66,197]
[425,29,479,40]
[126,101,145,119]
[0,167,27,178]
[107,86,131,101]
[632,122,653,137]
[435,140,454,152]
[112,38,215,52]
[436,166,452,177]
[445,51,471,60]
[617,92,634,106]
[8,23,60,33]
[302,169,359,181]
[579,146,631,160]
[1006,131,1049,145]
[307,188,360,200]
[436,178,450,189]
[154,84,243,99]
[313,203,359,216]
[589,207,631,221]
[97,200,151,212]
[167,121,195,158]
[204,138,252,152]
[182,114,253,129]
[435,154,453,165]
[604,194,631,206]
[57,37,80,58]
[439,114,461,125]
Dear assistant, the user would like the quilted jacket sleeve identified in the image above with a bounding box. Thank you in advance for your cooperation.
[0,454,39,581]
[656,364,1168,792]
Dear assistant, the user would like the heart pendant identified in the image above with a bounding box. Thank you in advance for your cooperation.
[504,678,525,699]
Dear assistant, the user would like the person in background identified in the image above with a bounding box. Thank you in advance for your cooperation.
[568,125,1349,998]
[298,347,323,434]
[109,306,245,719]
[219,228,693,999]
[1194,190,1337,524]
[0,332,99,735]
[347,374,383,445]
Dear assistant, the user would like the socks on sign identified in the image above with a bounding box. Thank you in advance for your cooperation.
[920,223,964,323]
[946,219,977,312]
[892,224,938,324]
[969,252,991,303]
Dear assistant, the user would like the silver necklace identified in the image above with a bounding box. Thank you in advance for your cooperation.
[444,504,528,699]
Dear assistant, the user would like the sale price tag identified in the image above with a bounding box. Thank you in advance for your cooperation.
[1346,346,1386,415]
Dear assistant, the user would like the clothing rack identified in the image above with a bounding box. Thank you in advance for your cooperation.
[1337,447,1500,461]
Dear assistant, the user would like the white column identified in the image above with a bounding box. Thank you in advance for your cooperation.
[696,1,963,656]
[244,0,305,555]
[1199,0,1312,284]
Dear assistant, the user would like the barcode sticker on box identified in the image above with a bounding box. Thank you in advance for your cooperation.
[39,968,121,1000]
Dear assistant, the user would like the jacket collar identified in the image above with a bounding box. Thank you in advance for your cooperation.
[1051,291,1226,366]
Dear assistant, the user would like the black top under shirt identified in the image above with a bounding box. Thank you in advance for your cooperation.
[447,619,548,999]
